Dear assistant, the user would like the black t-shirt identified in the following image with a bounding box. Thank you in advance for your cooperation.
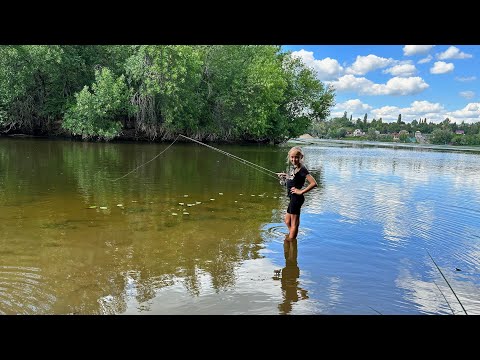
[286,166,309,197]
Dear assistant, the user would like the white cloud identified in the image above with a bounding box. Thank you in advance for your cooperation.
[329,75,428,96]
[407,100,445,114]
[331,99,372,118]
[328,75,376,93]
[383,77,429,95]
[367,101,445,123]
[345,54,394,76]
[455,76,476,82]
[403,45,435,56]
[418,55,432,64]
[430,61,454,74]
[291,50,344,81]
[460,91,475,99]
[437,46,473,60]
[383,63,417,77]
[335,99,480,124]
[371,106,401,121]
[447,103,480,123]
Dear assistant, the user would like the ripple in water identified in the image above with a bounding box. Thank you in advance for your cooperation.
[261,224,307,243]
[0,266,56,315]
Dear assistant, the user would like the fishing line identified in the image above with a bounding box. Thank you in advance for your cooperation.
[178,134,279,180]
[99,134,280,182]
[98,134,181,182]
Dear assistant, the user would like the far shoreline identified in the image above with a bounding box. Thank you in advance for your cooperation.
[287,137,480,154]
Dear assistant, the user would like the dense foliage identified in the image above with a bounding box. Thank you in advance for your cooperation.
[0,45,335,143]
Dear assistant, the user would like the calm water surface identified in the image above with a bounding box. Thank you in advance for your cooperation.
[0,138,479,315]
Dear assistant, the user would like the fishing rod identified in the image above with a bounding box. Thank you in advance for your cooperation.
[102,134,280,182]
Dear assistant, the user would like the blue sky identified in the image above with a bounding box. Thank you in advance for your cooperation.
[282,45,480,124]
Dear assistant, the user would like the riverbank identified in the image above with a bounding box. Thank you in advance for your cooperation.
[287,137,480,153]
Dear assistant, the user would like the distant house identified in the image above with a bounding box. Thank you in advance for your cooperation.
[353,129,364,137]
[414,130,426,144]
[455,130,465,135]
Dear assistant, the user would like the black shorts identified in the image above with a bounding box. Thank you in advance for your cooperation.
[287,194,305,215]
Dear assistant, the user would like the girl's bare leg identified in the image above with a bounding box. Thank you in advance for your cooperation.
[285,213,291,239]
[288,214,300,241]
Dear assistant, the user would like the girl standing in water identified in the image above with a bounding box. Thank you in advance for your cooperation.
[277,146,317,241]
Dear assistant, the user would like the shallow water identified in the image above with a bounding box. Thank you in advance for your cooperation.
[1,138,479,314]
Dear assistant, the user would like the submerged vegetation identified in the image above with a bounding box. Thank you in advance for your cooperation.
[0,45,335,143]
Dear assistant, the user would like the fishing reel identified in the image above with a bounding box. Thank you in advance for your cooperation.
[278,173,288,186]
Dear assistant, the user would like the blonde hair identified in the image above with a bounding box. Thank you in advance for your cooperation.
[286,146,305,165]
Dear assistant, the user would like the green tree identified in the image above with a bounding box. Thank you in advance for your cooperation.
[62,68,131,140]
[430,128,453,145]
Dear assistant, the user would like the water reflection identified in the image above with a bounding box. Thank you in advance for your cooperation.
[2,138,480,314]
[275,239,309,314]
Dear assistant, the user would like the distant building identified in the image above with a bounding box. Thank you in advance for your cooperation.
[415,130,426,144]
[455,130,465,135]
[353,129,364,137]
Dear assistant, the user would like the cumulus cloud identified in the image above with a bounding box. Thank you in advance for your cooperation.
[455,76,476,82]
[369,101,444,123]
[345,54,394,76]
[437,46,473,60]
[331,99,372,118]
[370,106,401,121]
[403,45,435,56]
[407,100,444,114]
[328,75,429,96]
[418,55,432,64]
[447,103,480,123]
[291,50,344,81]
[460,91,475,99]
[335,97,480,124]
[385,77,430,95]
[430,61,454,74]
[383,63,417,77]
